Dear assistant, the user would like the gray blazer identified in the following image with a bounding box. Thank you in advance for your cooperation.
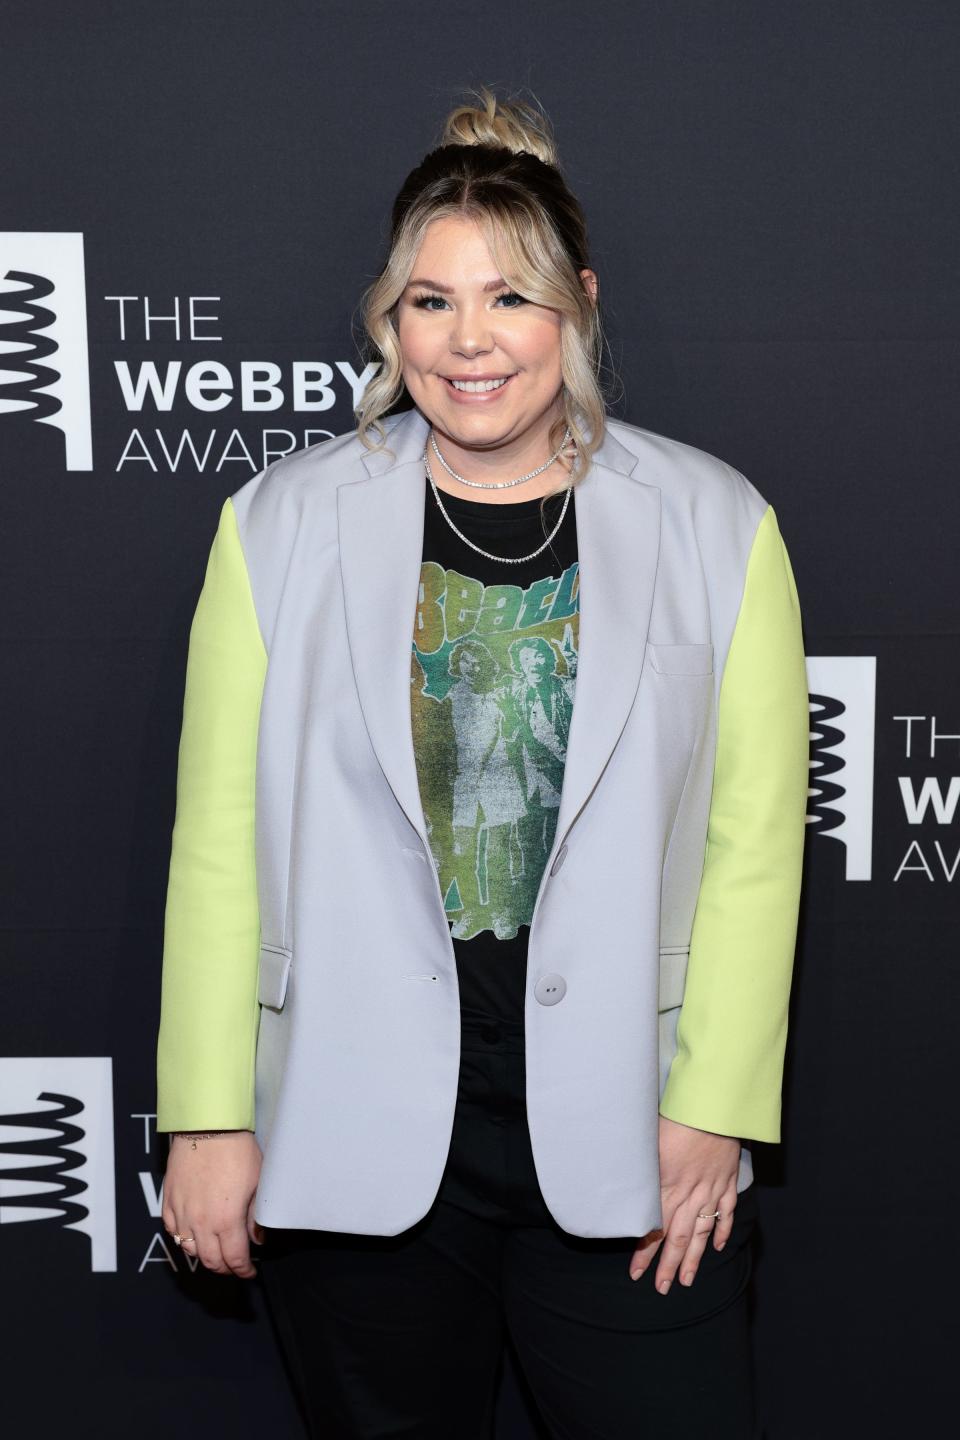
[156,404,809,1239]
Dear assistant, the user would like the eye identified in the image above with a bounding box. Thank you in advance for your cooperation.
[410,290,528,311]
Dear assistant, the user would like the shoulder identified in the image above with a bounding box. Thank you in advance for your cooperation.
[220,416,407,602]
[602,416,770,532]
[601,417,779,614]
[227,413,404,531]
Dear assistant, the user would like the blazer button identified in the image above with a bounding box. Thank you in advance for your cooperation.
[549,844,568,876]
[534,973,567,1006]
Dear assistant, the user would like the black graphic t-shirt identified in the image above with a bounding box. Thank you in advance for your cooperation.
[410,480,580,1025]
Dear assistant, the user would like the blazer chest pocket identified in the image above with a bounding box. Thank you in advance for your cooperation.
[646,641,714,676]
[258,943,293,1010]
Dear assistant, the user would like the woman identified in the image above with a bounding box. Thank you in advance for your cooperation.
[156,87,809,1439]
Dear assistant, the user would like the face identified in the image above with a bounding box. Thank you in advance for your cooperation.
[396,214,595,461]
[518,643,549,683]
[458,649,481,682]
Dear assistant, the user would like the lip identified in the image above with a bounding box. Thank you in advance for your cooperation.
[440,373,517,402]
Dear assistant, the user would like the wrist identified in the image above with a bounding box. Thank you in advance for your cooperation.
[170,1130,251,1149]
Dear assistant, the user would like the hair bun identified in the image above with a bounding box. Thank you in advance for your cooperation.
[438,85,560,169]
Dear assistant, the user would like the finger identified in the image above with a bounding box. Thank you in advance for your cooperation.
[642,1185,686,1286]
[165,1214,198,1254]
[218,1221,257,1279]
[654,1196,718,1293]
[675,1213,717,1287]
[628,1228,664,1279]
[173,1233,201,1265]
[192,1227,231,1276]
[653,1211,695,1293]
[713,1185,739,1251]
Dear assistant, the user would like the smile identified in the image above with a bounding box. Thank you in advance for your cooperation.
[442,374,516,399]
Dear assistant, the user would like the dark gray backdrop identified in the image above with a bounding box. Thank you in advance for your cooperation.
[2,2,957,1436]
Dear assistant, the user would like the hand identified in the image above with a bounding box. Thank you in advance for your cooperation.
[628,1115,740,1292]
[161,1130,265,1278]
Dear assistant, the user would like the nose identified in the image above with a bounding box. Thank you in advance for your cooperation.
[448,299,494,358]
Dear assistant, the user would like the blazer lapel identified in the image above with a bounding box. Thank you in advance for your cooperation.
[338,409,433,849]
[337,407,661,864]
[552,446,660,852]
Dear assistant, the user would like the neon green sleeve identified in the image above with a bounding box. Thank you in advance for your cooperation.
[658,504,809,1142]
[155,497,267,1132]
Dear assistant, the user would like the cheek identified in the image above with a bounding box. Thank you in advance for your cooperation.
[512,318,563,374]
[397,315,431,371]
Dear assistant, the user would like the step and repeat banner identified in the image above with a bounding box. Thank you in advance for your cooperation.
[2,4,956,1437]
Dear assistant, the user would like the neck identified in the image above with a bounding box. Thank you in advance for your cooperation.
[427,418,574,505]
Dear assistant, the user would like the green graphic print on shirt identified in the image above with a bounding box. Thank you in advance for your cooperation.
[411,558,579,942]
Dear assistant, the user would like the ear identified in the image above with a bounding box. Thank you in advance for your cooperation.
[579,267,598,307]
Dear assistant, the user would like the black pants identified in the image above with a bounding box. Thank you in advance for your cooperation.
[258,1009,758,1440]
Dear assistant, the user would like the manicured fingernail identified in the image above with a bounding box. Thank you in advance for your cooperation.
[680,1271,693,1286]
[630,1267,644,1281]
[716,1241,726,1251]
[658,1280,670,1294]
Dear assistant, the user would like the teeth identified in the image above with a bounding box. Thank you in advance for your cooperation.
[449,377,510,392]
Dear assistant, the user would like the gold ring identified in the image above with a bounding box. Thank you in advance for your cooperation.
[697,1209,722,1221]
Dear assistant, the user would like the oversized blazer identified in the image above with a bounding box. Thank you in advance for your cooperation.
[155,404,810,1240]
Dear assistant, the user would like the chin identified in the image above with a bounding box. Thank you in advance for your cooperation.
[444,420,517,447]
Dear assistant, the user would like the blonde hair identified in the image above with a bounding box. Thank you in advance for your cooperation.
[352,85,616,492]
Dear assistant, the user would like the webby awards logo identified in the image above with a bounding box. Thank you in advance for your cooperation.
[806,656,876,881]
[0,229,380,474]
[805,654,957,885]
[0,232,93,470]
[0,1057,116,1271]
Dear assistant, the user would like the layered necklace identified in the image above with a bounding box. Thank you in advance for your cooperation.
[424,426,574,566]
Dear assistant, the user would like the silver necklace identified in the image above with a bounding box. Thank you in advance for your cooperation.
[430,426,573,489]
[425,450,572,565]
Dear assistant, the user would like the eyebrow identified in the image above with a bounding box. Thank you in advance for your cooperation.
[406,276,508,294]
